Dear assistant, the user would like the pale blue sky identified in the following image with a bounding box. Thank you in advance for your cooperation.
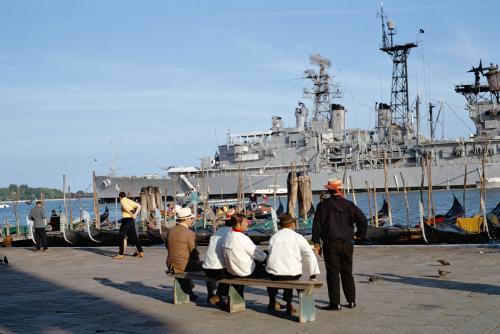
[1,0,499,190]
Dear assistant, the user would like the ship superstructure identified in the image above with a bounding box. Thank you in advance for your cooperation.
[96,6,500,200]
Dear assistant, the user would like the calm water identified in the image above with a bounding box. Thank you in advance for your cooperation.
[1,189,499,228]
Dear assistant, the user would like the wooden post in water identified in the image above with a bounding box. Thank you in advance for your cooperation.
[350,176,357,205]
[78,193,82,224]
[164,179,169,225]
[365,180,373,226]
[426,154,435,218]
[462,163,467,217]
[14,190,20,235]
[383,151,393,226]
[172,176,177,215]
[400,172,410,229]
[419,157,425,207]
[63,175,70,229]
[92,171,100,229]
[68,187,73,226]
[372,181,379,228]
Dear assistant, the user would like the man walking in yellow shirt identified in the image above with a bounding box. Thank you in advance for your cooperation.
[113,192,144,259]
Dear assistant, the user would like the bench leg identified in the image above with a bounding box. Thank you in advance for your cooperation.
[173,278,190,305]
[298,288,315,323]
[228,285,245,313]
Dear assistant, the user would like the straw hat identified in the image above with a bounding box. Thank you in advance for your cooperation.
[324,178,343,191]
[176,207,195,220]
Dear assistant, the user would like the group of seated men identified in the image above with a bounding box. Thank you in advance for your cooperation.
[165,207,320,315]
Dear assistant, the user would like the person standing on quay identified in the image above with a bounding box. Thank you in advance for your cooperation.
[113,192,143,259]
[29,200,49,252]
[312,179,367,310]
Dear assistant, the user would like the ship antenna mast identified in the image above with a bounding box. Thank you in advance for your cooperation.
[303,54,341,124]
[378,3,417,139]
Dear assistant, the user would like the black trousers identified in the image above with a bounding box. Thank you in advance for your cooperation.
[34,228,48,250]
[119,218,143,255]
[323,241,355,305]
[203,268,229,297]
[267,274,301,304]
[228,261,269,299]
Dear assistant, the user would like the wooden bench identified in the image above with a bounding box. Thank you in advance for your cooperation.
[166,271,323,323]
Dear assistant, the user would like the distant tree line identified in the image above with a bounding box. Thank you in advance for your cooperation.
[0,184,91,201]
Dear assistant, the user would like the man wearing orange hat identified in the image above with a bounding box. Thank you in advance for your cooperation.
[312,178,367,311]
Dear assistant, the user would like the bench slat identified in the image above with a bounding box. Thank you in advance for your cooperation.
[166,271,323,289]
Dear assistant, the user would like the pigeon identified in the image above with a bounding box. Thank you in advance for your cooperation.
[438,269,451,278]
[368,274,382,283]
[437,259,450,266]
[4,256,8,265]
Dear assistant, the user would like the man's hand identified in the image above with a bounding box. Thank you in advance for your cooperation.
[313,243,322,257]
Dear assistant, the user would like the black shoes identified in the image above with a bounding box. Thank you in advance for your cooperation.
[347,302,356,309]
[319,304,341,311]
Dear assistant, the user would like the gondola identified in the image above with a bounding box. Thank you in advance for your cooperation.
[424,195,464,225]
[422,197,490,244]
[62,211,95,246]
[88,221,155,246]
[364,198,422,245]
[486,201,500,240]
[422,218,490,244]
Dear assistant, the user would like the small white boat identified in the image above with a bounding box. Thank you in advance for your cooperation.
[254,185,287,195]
[0,203,9,209]
[477,177,500,189]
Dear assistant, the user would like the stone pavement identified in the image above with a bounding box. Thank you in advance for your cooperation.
[0,245,499,334]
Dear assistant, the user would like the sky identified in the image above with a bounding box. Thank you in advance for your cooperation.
[1,0,499,191]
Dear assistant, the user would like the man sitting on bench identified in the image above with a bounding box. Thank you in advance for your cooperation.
[166,207,214,301]
[266,213,320,315]
[202,213,238,306]
[222,213,269,303]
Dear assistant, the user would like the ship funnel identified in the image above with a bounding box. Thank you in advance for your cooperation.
[486,65,500,91]
[271,116,284,132]
[330,104,346,141]
[295,102,308,132]
[377,102,391,141]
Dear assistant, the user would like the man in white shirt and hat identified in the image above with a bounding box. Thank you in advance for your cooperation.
[266,213,320,315]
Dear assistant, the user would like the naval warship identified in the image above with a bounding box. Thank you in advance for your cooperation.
[166,7,500,197]
[96,7,500,200]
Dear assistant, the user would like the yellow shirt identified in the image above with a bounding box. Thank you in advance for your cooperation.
[120,197,139,218]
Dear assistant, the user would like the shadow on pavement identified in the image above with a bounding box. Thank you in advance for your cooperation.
[0,266,179,333]
[94,277,173,303]
[367,273,500,295]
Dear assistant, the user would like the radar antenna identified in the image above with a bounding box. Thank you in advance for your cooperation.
[303,54,341,124]
[378,3,417,139]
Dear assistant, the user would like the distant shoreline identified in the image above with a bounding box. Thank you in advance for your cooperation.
[0,197,92,204]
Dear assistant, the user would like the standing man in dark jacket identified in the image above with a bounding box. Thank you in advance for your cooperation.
[29,200,49,252]
[312,179,367,310]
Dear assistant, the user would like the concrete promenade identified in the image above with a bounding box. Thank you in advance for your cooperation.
[0,245,499,334]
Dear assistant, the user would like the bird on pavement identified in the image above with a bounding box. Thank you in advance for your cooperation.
[437,259,450,266]
[438,269,451,278]
[368,275,382,283]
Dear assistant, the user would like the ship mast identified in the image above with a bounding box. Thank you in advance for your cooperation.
[303,54,341,125]
[378,3,417,140]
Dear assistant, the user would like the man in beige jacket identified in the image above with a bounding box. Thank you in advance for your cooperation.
[166,207,214,301]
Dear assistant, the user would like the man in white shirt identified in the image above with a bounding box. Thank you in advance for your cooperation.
[222,214,268,299]
[266,213,320,315]
[202,214,237,306]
